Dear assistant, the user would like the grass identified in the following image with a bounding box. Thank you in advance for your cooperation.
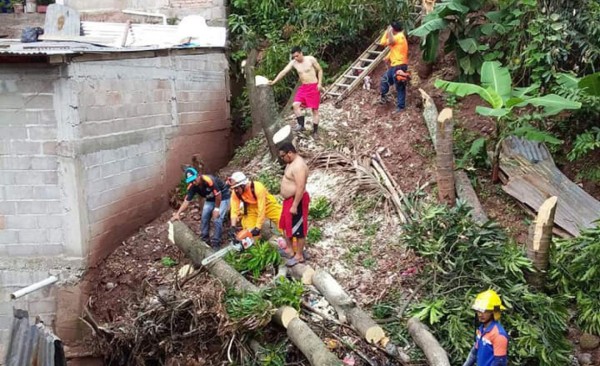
[352,194,379,220]
[308,196,333,220]
[161,256,177,267]
[307,227,322,244]
[231,137,264,166]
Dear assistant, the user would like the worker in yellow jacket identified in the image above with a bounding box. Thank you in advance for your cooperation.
[227,171,282,237]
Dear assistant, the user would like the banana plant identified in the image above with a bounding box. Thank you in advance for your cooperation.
[434,61,582,181]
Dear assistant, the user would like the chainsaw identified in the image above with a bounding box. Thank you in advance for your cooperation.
[201,229,255,266]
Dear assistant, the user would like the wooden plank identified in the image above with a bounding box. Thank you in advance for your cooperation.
[500,136,600,237]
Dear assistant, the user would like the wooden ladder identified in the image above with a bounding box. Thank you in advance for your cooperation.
[324,33,389,103]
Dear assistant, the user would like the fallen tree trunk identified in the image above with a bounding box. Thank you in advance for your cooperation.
[407,317,450,366]
[288,262,316,285]
[169,221,341,365]
[312,270,388,346]
[287,318,343,366]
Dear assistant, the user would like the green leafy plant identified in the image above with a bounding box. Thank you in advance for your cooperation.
[306,227,322,244]
[225,289,274,330]
[256,169,281,195]
[402,199,571,365]
[308,196,332,220]
[161,256,177,267]
[550,224,600,335]
[225,240,282,279]
[254,342,287,366]
[263,277,305,310]
[409,0,492,78]
[231,137,265,166]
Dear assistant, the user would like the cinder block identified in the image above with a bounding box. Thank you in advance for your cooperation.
[43,141,57,155]
[6,171,57,186]
[45,201,63,214]
[30,156,58,170]
[28,126,57,141]
[100,160,125,177]
[4,186,34,200]
[0,202,16,215]
[18,229,48,244]
[23,94,54,110]
[6,243,63,256]
[0,93,25,108]
[0,126,28,140]
[36,215,62,229]
[10,140,42,155]
[0,79,18,93]
[5,215,38,229]
[0,230,18,245]
[16,201,46,215]
[33,186,61,200]
[47,228,63,243]
[0,315,12,330]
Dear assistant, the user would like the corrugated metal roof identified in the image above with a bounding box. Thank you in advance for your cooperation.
[4,309,66,366]
[0,20,226,57]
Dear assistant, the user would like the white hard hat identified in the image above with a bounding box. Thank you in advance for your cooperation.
[229,171,248,188]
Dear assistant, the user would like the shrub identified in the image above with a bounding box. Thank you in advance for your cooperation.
[264,277,305,310]
[225,240,282,279]
[306,227,322,244]
[308,196,332,220]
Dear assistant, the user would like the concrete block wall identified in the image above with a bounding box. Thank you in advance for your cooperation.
[0,65,65,258]
[0,49,230,361]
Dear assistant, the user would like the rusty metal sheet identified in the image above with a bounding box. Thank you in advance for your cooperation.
[4,309,65,366]
[500,136,600,236]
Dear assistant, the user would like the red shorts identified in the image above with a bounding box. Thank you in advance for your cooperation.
[294,83,320,109]
[279,192,310,238]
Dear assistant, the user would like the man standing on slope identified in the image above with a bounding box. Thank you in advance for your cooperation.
[278,142,310,267]
[269,46,324,138]
[379,21,409,113]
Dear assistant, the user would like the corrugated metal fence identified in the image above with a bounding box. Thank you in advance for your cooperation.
[4,309,66,366]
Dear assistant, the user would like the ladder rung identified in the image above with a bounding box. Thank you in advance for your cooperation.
[335,83,352,88]
[327,92,342,96]
[367,50,382,54]
[352,66,367,70]
[359,58,375,62]
[343,75,359,79]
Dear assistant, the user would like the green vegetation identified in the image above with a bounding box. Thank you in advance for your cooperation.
[256,169,281,195]
[550,225,600,335]
[402,198,571,366]
[253,342,287,366]
[231,137,264,166]
[160,256,177,267]
[264,277,305,311]
[308,196,333,220]
[225,290,274,330]
[352,194,379,220]
[225,240,282,279]
[306,227,322,244]
[229,0,417,104]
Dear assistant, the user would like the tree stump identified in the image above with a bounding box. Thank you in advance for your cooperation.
[526,196,558,289]
[435,108,455,205]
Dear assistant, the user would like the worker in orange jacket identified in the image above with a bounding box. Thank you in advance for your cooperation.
[227,172,282,237]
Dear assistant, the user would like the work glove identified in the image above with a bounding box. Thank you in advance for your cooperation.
[228,227,238,238]
[250,227,261,237]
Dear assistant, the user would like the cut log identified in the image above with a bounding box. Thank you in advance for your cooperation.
[435,108,455,205]
[454,170,488,224]
[169,221,341,365]
[526,196,558,289]
[407,317,450,366]
[312,269,354,323]
[419,88,439,146]
[347,307,385,344]
[272,306,299,329]
[288,263,316,285]
[287,318,343,366]
[312,270,387,346]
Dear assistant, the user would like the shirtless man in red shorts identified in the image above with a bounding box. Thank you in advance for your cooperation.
[269,46,324,138]
[278,142,310,266]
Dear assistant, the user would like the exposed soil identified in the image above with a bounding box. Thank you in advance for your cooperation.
[77,37,600,365]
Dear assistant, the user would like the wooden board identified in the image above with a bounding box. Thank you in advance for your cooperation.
[500,136,600,237]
